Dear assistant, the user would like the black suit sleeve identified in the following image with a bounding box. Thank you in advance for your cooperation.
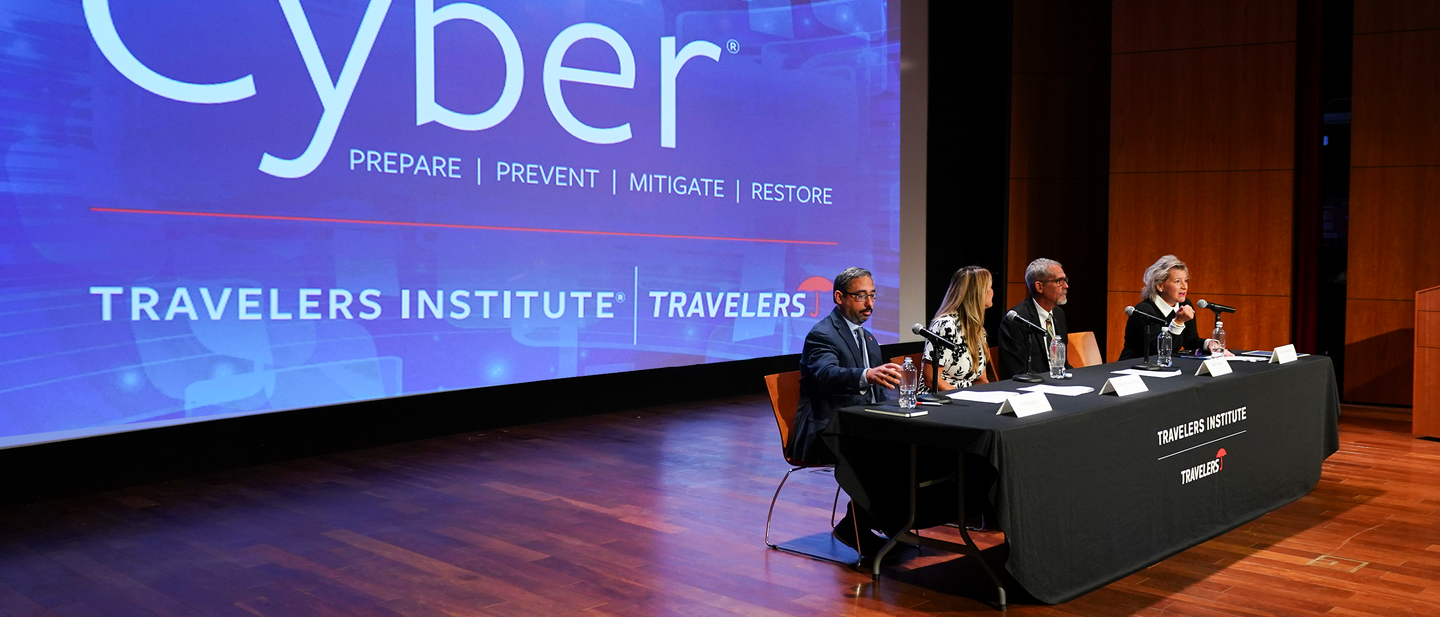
[801,327,865,396]
[997,315,1028,379]
[1118,302,1158,361]
[1119,301,1208,360]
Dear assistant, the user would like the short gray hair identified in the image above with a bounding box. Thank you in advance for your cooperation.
[1140,255,1187,301]
[833,267,873,293]
[1024,258,1062,296]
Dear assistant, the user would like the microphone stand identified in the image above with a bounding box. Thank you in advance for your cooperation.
[1012,330,1044,383]
[1131,322,1165,371]
[918,335,961,403]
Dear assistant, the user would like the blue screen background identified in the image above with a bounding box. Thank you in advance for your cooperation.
[0,0,901,448]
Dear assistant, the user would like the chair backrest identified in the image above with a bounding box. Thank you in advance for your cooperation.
[986,346,1000,383]
[765,371,803,458]
[1067,331,1103,368]
[889,353,921,367]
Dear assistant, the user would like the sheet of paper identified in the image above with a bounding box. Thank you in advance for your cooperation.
[1019,384,1095,396]
[948,390,1020,404]
[1225,356,1266,363]
[1111,369,1183,378]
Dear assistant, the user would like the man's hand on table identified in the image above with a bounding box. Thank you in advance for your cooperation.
[866,363,904,389]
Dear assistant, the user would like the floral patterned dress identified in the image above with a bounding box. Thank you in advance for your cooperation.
[921,313,987,389]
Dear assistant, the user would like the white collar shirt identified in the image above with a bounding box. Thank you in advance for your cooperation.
[1151,296,1188,335]
[842,316,872,389]
[1032,299,1057,342]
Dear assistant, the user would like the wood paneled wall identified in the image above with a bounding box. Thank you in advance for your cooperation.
[1106,0,1298,361]
[1346,0,1440,405]
[1007,0,1112,352]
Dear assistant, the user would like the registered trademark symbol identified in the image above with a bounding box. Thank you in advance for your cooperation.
[726,39,739,54]
[616,292,626,303]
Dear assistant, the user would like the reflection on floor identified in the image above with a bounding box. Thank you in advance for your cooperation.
[0,399,1427,616]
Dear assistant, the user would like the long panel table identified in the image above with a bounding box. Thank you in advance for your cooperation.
[823,356,1341,605]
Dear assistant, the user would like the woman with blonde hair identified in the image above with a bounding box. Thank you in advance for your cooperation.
[1119,254,1231,360]
[923,266,993,391]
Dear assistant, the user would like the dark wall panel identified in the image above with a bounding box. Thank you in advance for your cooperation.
[1346,1,1440,405]
[1112,0,1297,53]
[1007,0,1111,351]
[1107,1,1297,361]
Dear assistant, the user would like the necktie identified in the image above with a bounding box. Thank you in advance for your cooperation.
[855,328,874,403]
[1043,316,1055,344]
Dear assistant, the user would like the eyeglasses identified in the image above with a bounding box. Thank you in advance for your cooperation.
[1045,278,1069,286]
[843,291,878,301]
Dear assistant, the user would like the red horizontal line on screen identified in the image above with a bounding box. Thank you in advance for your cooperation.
[90,207,838,246]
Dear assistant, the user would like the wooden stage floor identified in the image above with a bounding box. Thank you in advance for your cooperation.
[0,398,1432,616]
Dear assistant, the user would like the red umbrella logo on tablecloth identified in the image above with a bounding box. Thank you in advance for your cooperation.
[798,276,832,317]
[1217,448,1228,470]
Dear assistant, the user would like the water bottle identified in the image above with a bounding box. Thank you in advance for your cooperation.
[1156,331,1173,367]
[1210,321,1227,357]
[898,357,918,409]
[1048,339,1067,379]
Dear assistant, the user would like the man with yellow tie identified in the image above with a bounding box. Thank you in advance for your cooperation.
[998,258,1071,379]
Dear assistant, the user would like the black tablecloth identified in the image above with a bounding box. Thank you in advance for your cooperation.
[823,356,1341,604]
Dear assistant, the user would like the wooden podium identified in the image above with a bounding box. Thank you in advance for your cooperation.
[1415,285,1440,437]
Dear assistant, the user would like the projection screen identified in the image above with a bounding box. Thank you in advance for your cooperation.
[0,0,915,448]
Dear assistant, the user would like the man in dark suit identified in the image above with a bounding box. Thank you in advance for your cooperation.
[790,267,902,464]
[998,258,1070,379]
[789,267,904,558]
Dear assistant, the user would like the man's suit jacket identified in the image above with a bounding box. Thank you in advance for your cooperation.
[788,307,886,465]
[997,298,1068,379]
[1118,299,1206,360]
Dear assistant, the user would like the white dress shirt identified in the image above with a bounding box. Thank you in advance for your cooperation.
[843,316,871,389]
[1151,296,1187,336]
[1033,299,1057,344]
[1152,296,1213,352]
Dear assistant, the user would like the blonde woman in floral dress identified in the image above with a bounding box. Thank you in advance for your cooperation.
[923,266,994,391]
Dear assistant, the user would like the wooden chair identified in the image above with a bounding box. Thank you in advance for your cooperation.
[889,353,921,367]
[1067,331,1103,368]
[763,371,853,565]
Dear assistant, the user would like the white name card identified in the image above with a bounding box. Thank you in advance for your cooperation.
[1269,343,1298,364]
[1100,374,1149,397]
[1195,357,1233,377]
[997,391,1052,417]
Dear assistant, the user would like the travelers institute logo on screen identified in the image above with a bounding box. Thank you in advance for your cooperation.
[89,275,841,324]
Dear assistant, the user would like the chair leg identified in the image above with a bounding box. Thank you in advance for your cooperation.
[766,467,861,568]
[849,501,864,562]
[765,467,801,549]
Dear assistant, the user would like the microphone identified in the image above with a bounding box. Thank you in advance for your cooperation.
[1196,299,1236,314]
[911,323,960,351]
[1126,306,1169,371]
[1125,305,1169,325]
[1004,310,1047,335]
[1005,311,1046,383]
